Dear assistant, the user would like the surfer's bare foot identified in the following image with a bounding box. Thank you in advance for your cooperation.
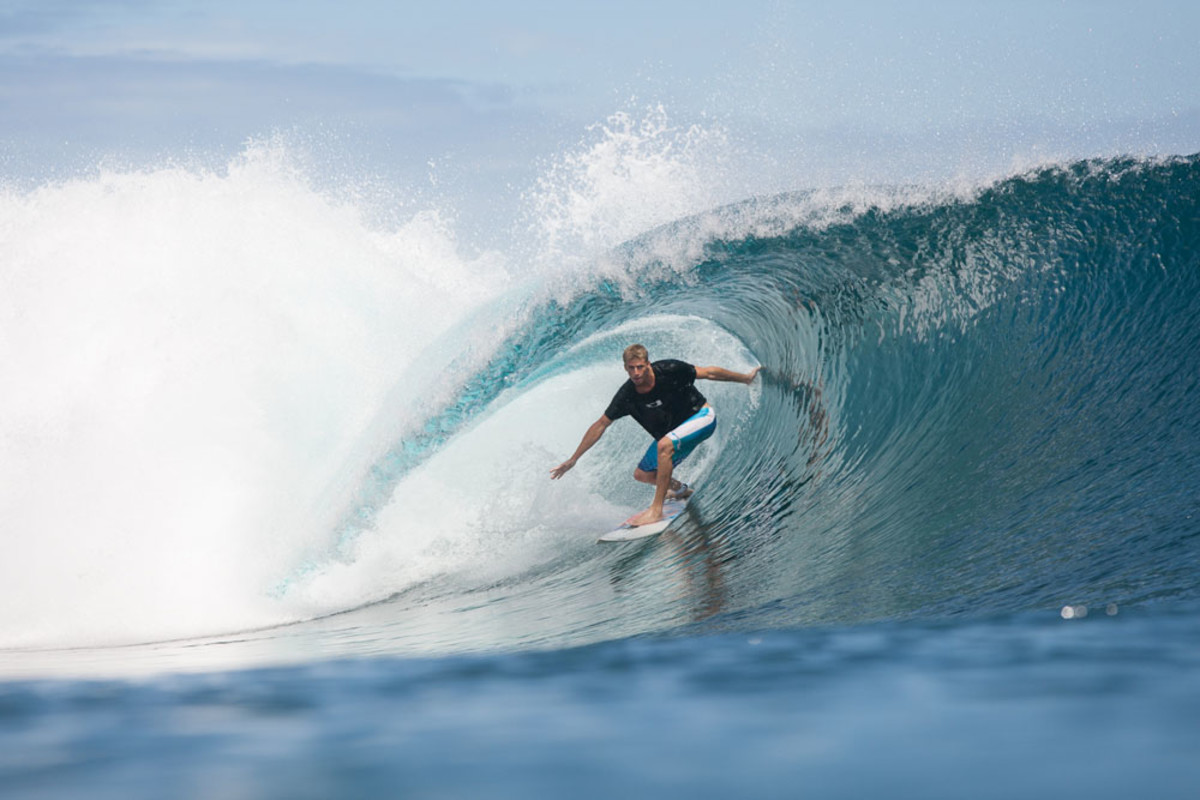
[629,508,664,527]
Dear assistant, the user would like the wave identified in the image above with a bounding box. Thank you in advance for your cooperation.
[3,141,1198,656]
[281,154,1200,654]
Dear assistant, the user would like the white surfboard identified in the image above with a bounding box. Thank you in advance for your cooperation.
[598,498,689,543]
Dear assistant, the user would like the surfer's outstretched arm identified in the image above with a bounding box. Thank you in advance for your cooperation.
[696,365,761,384]
[550,415,612,479]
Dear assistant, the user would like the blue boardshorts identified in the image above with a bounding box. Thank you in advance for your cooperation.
[636,406,717,473]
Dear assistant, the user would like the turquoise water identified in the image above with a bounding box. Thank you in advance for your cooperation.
[2,155,1198,796]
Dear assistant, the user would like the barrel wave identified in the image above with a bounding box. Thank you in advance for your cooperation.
[2,155,1198,670]
[274,154,1200,661]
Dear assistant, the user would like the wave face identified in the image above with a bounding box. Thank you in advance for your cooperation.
[3,152,1198,662]
[682,155,1200,628]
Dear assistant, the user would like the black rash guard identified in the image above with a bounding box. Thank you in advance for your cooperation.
[604,359,707,440]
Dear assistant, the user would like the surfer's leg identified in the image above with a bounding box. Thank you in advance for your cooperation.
[632,407,716,502]
[630,436,675,525]
[652,436,675,508]
[634,441,687,494]
[660,406,715,499]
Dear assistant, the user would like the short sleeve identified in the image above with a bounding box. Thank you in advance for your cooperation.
[604,385,631,421]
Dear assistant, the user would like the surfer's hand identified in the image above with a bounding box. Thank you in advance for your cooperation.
[744,366,762,384]
[550,459,576,480]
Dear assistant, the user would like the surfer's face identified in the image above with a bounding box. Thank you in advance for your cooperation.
[625,357,653,390]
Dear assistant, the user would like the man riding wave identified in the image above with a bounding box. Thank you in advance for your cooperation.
[550,344,760,526]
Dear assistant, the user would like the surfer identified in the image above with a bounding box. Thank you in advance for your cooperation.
[550,344,760,526]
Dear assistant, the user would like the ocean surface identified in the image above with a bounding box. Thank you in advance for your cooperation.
[2,142,1199,797]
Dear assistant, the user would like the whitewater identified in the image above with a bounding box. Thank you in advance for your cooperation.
[0,114,747,653]
[1,111,1198,797]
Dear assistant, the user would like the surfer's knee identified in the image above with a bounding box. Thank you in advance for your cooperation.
[657,436,674,460]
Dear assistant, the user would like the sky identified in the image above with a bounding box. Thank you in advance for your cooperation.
[2,0,1198,211]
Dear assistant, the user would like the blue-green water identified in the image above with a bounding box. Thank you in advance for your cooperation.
[2,156,1199,797]
[4,607,1199,798]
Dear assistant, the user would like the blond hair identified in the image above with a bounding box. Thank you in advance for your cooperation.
[622,343,649,364]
